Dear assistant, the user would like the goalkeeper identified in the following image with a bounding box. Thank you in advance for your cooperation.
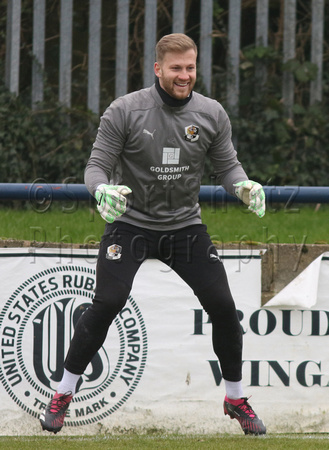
[40,33,266,435]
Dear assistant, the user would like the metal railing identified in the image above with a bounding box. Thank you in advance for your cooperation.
[4,0,326,116]
[1,184,328,204]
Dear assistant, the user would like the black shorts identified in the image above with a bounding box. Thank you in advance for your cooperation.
[65,221,242,381]
[96,221,227,296]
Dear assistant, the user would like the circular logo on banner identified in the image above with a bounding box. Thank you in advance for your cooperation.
[0,265,148,427]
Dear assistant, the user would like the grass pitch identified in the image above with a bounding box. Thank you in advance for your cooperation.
[0,433,329,449]
[1,203,328,245]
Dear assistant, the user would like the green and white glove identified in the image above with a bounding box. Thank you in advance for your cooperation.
[234,180,266,218]
[95,184,132,223]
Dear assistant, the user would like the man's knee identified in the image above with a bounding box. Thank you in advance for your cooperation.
[196,278,236,319]
[91,277,130,318]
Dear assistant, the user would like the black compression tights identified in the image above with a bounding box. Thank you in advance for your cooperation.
[64,222,242,382]
[64,274,130,375]
[64,273,242,382]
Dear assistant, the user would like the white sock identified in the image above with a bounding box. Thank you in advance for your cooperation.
[57,368,81,396]
[224,379,244,399]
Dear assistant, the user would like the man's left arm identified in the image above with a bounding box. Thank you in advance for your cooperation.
[208,108,266,218]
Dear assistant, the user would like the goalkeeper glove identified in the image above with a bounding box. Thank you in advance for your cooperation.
[234,180,266,218]
[95,184,132,223]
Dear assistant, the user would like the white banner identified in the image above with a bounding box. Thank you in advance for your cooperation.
[0,248,328,435]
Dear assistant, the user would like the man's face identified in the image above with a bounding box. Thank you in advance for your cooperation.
[154,49,197,100]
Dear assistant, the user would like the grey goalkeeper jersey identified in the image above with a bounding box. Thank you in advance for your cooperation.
[85,84,248,230]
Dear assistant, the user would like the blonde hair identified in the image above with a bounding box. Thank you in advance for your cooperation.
[155,33,198,62]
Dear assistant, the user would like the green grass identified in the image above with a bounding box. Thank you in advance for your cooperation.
[0,203,328,245]
[0,203,102,245]
[204,203,329,245]
[0,434,329,449]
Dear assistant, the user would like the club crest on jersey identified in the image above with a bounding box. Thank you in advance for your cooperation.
[184,124,199,142]
[106,244,122,260]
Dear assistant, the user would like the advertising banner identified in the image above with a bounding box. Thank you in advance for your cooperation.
[0,247,328,435]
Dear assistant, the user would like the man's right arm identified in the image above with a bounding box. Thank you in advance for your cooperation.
[84,148,115,196]
[84,100,133,223]
[84,100,127,196]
